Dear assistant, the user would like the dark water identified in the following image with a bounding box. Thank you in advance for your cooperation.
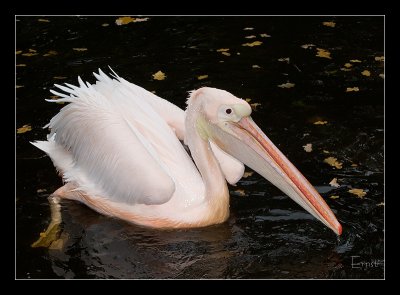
[16,16,384,279]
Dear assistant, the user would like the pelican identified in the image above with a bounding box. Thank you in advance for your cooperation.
[31,69,342,237]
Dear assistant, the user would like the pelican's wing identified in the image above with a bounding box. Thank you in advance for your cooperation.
[97,69,245,185]
[33,72,203,206]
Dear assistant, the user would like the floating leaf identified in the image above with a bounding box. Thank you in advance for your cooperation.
[102,23,109,27]
[197,75,208,80]
[115,16,149,25]
[322,21,336,27]
[330,195,340,199]
[152,70,166,81]
[374,56,384,62]
[16,64,26,67]
[16,85,24,89]
[379,73,384,79]
[216,48,229,52]
[17,124,32,134]
[329,178,340,188]
[324,157,343,169]
[29,49,37,53]
[351,163,358,167]
[323,150,330,154]
[377,202,384,206]
[303,143,313,152]
[43,50,58,57]
[316,48,332,59]
[53,76,67,80]
[221,52,231,56]
[277,82,295,88]
[301,44,315,49]
[38,18,50,22]
[278,57,290,63]
[252,65,260,68]
[73,48,87,52]
[16,50,22,55]
[344,63,352,68]
[340,68,352,72]
[242,41,262,47]
[243,27,254,30]
[250,103,261,110]
[260,33,271,38]
[348,188,367,198]
[346,87,359,92]
[37,189,47,193]
[350,59,362,63]
[245,98,252,103]
[361,70,371,76]
[236,52,241,55]
[243,171,254,178]
[22,52,38,57]
[245,35,256,39]
[313,121,328,125]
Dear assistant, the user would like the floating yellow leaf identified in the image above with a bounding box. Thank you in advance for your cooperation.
[252,65,260,68]
[236,52,241,55]
[322,21,336,27]
[243,27,254,30]
[313,121,328,125]
[38,18,50,22]
[323,150,330,154]
[37,188,47,193]
[221,52,231,56]
[197,75,208,80]
[278,57,290,63]
[330,195,340,199]
[242,41,263,47]
[53,76,67,80]
[115,16,149,25]
[316,48,332,59]
[344,63,352,68]
[329,178,340,188]
[348,188,367,198]
[73,48,87,52]
[16,85,24,89]
[350,59,362,63]
[303,143,313,152]
[219,61,224,63]
[361,70,371,76]
[152,70,166,80]
[374,56,384,62]
[379,73,384,79]
[243,171,254,178]
[216,48,229,52]
[235,189,246,196]
[251,103,261,110]
[29,49,37,53]
[277,82,295,88]
[377,202,384,206]
[260,33,271,38]
[340,68,352,72]
[22,52,38,57]
[16,50,22,55]
[102,23,109,27]
[43,50,58,57]
[16,64,26,67]
[17,124,32,134]
[351,163,358,167]
[346,87,359,92]
[324,157,343,169]
[301,44,315,49]
[245,98,252,103]
[245,35,256,39]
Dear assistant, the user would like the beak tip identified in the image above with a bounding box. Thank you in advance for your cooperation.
[335,223,343,236]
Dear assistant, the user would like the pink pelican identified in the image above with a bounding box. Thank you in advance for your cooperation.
[32,69,342,237]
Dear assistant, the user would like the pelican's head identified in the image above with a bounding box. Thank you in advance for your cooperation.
[187,87,342,235]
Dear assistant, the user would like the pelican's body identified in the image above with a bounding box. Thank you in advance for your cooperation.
[32,69,342,234]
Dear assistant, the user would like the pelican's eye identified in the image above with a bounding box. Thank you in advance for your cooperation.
[225,108,232,114]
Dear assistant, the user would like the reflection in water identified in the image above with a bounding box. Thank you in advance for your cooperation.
[16,16,383,279]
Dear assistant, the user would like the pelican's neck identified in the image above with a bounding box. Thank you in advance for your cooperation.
[185,101,229,222]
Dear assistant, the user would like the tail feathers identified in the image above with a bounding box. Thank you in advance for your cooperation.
[31,140,75,177]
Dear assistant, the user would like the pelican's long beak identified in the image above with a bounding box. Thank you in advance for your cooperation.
[212,116,342,235]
